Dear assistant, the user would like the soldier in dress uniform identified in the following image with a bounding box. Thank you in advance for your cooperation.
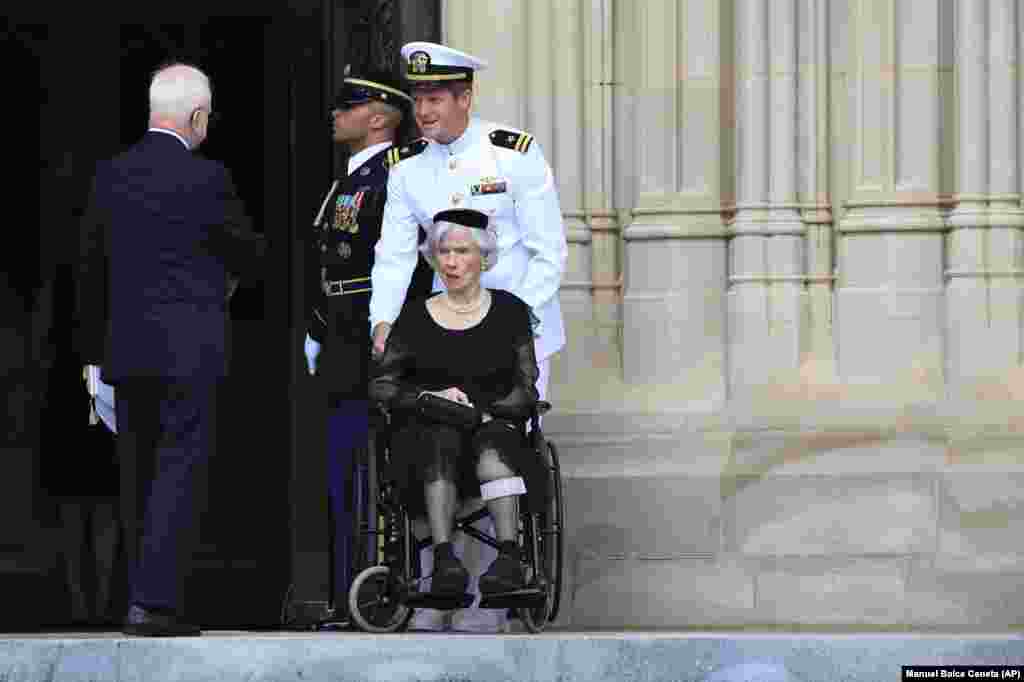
[304,68,432,624]
[369,42,568,633]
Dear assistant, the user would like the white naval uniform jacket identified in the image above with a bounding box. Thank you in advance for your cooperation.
[370,117,568,361]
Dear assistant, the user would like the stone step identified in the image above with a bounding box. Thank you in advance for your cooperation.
[3,630,1024,681]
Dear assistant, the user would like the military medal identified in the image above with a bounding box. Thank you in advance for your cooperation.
[471,176,508,196]
[334,192,365,234]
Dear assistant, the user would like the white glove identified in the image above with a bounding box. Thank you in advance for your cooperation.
[84,365,99,425]
[84,365,116,433]
[304,334,321,375]
[84,365,99,397]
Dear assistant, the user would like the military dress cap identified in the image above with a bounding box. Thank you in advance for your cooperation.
[334,66,413,112]
[433,208,489,230]
[401,42,488,83]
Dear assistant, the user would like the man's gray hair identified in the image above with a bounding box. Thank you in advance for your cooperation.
[149,64,211,125]
[420,220,499,272]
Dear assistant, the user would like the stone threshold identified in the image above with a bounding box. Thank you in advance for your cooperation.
[4,630,1024,681]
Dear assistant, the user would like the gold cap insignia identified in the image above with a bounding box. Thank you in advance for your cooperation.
[410,51,430,74]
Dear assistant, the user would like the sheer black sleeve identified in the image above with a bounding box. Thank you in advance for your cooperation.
[368,312,423,409]
[487,296,540,420]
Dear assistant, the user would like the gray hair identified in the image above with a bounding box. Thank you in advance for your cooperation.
[148,64,211,126]
[420,220,499,272]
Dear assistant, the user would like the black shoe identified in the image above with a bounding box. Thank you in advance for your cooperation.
[316,607,351,631]
[479,542,525,594]
[430,543,469,596]
[122,605,201,637]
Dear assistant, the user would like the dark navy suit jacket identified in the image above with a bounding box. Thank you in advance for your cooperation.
[76,131,265,383]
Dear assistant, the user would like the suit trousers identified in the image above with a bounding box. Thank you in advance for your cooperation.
[116,377,217,615]
[326,400,368,610]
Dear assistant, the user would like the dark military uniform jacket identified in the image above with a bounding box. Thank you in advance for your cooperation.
[308,144,431,403]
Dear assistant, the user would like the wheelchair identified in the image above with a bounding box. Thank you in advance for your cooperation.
[346,401,565,633]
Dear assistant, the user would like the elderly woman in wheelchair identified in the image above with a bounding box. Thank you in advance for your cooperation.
[369,208,543,605]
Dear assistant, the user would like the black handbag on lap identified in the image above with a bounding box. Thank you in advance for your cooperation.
[416,392,481,430]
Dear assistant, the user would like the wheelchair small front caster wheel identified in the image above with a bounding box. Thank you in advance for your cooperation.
[348,565,411,633]
[517,579,553,633]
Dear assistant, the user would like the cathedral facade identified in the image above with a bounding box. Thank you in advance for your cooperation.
[442,0,1024,628]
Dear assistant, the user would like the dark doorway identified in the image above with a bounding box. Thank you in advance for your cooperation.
[0,9,317,630]
[98,17,315,629]
[0,1,438,631]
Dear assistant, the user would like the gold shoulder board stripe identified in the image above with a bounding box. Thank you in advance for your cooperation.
[386,140,427,168]
[515,133,534,153]
[490,129,534,154]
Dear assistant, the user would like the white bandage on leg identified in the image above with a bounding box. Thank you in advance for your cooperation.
[479,476,526,501]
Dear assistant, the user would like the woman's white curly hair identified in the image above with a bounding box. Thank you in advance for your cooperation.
[420,213,498,272]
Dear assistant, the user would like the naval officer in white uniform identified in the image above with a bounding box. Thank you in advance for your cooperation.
[369,42,568,633]
[370,42,567,398]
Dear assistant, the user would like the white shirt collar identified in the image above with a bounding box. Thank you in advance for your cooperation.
[348,141,392,176]
[438,117,479,156]
[148,127,191,150]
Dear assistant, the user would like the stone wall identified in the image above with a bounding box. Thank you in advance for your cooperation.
[551,403,1024,628]
[442,0,1024,628]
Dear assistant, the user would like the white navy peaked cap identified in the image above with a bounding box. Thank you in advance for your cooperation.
[401,42,488,82]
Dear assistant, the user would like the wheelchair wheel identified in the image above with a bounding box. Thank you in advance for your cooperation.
[518,439,565,632]
[348,565,411,633]
[545,440,566,622]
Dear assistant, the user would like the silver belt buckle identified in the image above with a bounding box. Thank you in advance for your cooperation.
[325,280,344,297]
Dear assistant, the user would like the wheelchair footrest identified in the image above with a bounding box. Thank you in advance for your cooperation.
[478,588,546,610]
[403,592,475,610]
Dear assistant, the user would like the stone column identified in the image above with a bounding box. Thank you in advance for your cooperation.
[544,0,597,393]
[945,0,1024,385]
[444,1,528,124]
[621,0,728,404]
[583,0,621,377]
[834,0,951,398]
[799,0,836,383]
[727,0,806,392]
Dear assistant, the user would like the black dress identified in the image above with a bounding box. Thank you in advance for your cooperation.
[369,289,542,515]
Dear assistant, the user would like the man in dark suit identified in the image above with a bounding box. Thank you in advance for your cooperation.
[76,62,265,636]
